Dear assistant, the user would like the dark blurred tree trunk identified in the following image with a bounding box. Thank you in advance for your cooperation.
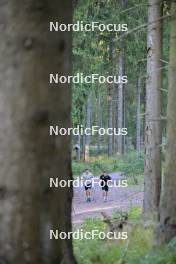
[0,1,76,263]
[143,0,163,218]
[157,2,176,243]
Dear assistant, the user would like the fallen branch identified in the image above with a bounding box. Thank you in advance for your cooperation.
[101,211,128,232]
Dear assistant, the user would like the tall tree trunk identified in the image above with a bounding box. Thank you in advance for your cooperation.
[123,79,126,153]
[75,135,81,162]
[142,78,146,150]
[115,84,119,154]
[84,95,92,162]
[82,134,85,160]
[136,76,142,152]
[115,0,126,155]
[143,0,163,217]
[117,42,125,155]
[97,91,102,154]
[108,43,113,157]
[157,2,176,243]
[108,83,113,157]
[0,1,75,263]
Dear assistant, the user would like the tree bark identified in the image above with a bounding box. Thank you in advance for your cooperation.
[108,83,113,157]
[75,135,81,162]
[115,0,126,156]
[122,77,126,154]
[136,76,142,152]
[108,43,113,157]
[0,1,76,263]
[97,91,102,154]
[116,41,125,155]
[143,0,163,217]
[157,2,176,243]
[84,95,92,162]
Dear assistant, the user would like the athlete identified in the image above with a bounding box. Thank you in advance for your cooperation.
[81,169,93,202]
[100,171,111,202]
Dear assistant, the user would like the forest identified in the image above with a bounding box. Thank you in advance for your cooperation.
[0,0,175,263]
[72,0,176,263]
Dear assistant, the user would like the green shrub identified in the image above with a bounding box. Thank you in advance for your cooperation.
[74,207,152,264]
[72,151,144,185]
[74,218,124,264]
[74,207,176,264]
[142,237,176,264]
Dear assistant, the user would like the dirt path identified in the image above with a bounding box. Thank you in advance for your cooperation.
[72,173,143,224]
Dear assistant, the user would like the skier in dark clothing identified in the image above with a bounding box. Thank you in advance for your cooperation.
[100,171,111,202]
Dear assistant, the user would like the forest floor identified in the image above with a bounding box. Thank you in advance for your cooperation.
[72,173,143,225]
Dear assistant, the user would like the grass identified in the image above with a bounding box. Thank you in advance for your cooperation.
[74,207,176,264]
[72,150,144,186]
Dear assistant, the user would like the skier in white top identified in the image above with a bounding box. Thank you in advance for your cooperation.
[81,169,93,202]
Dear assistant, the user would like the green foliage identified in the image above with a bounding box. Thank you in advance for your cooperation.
[142,238,176,264]
[74,218,125,264]
[72,0,148,145]
[72,0,169,153]
[74,208,176,264]
[74,207,152,264]
[72,151,144,185]
[117,151,144,178]
[72,156,114,177]
[128,207,143,222]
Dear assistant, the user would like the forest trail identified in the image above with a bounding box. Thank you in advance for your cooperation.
[72,173,143,224]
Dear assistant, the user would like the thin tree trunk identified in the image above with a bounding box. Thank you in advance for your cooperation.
[115,84,119,154]
[136,77,142,152]
[108,83,113,157]
[116,0,126,155]
[75,135,81,162]
[143,0,163,217]
[122,79,126,153]
[157,2,176,243]
[142,79,146,150]
[117,42,125,155]
[84,95,92,162]
[108,43,113,157]
[124,109,130,153]
[82,134,85,160]
[0,1,76,263]
[97,91,102,154]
